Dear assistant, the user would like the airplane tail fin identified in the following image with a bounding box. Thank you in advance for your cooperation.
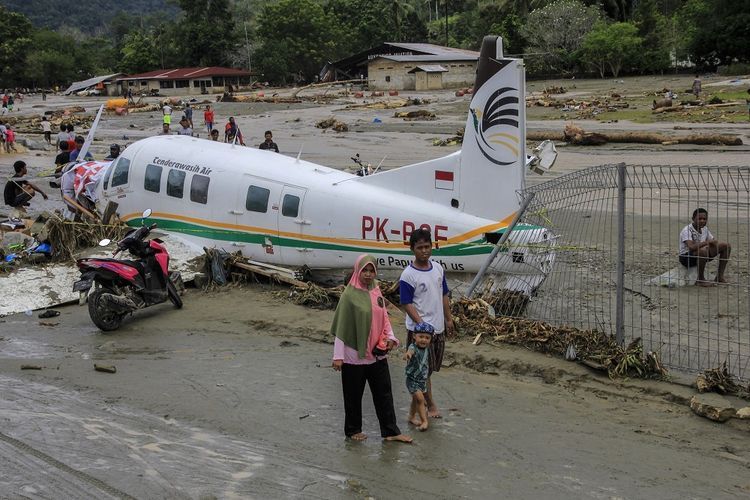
[356,36,526,221]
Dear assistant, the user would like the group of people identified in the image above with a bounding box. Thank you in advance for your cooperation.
[1,92,21,114]
[160,103,279,151]
[330,228,453,443]
[330,211,733,443]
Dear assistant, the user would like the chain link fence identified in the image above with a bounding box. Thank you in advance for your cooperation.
[483,164,749,380]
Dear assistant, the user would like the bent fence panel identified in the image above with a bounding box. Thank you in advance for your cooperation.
[492,165,750,379]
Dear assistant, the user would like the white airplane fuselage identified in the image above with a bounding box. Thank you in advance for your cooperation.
[90,36,555,283]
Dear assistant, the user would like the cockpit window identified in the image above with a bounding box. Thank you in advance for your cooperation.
[111,157,130,187]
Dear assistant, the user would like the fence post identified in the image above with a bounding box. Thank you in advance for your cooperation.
[466,192,535,298]
[615,163,626,345]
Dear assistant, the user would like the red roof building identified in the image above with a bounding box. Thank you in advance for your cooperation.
[116,67,253,96]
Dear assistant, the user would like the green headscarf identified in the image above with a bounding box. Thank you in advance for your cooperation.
[329,255,377,359]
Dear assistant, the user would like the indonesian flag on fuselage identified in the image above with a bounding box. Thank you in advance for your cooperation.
[435,170,454,190]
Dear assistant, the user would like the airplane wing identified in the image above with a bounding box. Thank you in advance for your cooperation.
[76,104,104,161]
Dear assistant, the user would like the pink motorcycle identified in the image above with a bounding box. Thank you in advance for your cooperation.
[74,210,182,331]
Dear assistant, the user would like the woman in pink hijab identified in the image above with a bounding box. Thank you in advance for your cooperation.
[330,255,412,443]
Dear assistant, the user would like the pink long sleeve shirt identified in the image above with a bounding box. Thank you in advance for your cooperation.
[333,297,399,365]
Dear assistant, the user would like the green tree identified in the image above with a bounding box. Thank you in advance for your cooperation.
[0,6,33,85]
[632,0,671,73]
[580,21,642,77]
[680,0,750,67]
[522,0,601,75]
[175,0,238,67]
[120,31,160,74]
[255,0,341,84]
[24,29,82,87]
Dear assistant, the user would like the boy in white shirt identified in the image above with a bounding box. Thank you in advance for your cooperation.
[679,208,731,286]
[399,228,454,419]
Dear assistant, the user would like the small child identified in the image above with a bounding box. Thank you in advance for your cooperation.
[404,322,434,431]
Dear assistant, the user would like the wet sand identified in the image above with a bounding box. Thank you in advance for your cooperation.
[1,287,749,498]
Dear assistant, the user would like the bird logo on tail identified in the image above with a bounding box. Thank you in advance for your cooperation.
[472,86,520,166]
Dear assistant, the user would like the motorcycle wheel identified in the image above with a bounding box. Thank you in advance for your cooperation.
[167,280,183,309]
[88,289,125,331]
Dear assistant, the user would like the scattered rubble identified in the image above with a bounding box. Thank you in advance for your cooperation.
[433,129,464,146]
[696,361,749,397]
[345,97,428,110]
[316,117,349,132]
[394,110,436,121]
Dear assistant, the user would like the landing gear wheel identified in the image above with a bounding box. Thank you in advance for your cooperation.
[88,290,124,331]
[167,280,183,309]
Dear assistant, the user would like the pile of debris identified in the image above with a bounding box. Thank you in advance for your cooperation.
[43,212,129,261]
[345,97,427,110]
[394,110,436,121]
[696,362,749,398]
[3,109,93,135]
[433,129,464,146]
[543,86,567,94]
[316,117,349,132]
[0,211,129,271]
[451,296,667,379]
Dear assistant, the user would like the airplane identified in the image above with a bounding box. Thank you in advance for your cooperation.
[75,36,558,292]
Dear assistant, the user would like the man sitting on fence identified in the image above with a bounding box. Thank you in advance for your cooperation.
[678,208,731,286]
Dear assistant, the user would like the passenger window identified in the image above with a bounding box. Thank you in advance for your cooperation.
[144,164,162,193]
[282,194,299,217]
[111,157,130,187]
[190,174,210,204]
[167,169,186,198]
[245,185,270,213]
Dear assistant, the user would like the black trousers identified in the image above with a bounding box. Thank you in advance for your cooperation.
[341,359,401,438]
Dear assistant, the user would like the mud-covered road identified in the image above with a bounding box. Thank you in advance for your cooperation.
[1,287,749,499]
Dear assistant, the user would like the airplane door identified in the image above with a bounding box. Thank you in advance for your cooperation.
[277,185,310,265]
[231,176,281,262]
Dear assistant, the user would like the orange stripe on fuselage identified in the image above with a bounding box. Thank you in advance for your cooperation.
[122,210,516,248]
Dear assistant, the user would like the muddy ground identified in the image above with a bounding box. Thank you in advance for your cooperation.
[1,287,749,499]
[1,76,750,498]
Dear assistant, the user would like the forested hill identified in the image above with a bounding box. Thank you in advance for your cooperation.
[0,0,177,30]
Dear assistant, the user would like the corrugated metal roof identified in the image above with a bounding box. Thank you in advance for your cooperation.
[64,73,124,95]
[119,67,252,81]
[384,42,479,58]
[376,54,477,62]
[407,65,448,73]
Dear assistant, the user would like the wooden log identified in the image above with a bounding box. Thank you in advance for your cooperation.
[527,130,564,142]
[62,195,97,221]
[678,134,743,146]
[101,201,119,225]
[652,98,672,109]
[94,364,117,373]
[652,105,683,113]
[554,125,743,146]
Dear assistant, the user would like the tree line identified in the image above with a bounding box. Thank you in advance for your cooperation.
[0,0,747,88]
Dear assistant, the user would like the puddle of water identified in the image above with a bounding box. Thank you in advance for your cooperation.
[0,337,57,358]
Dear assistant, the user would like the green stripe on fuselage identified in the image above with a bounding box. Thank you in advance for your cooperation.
[129,217,542,257]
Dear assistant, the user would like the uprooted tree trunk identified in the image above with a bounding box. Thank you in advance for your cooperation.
[528,125,743,146]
